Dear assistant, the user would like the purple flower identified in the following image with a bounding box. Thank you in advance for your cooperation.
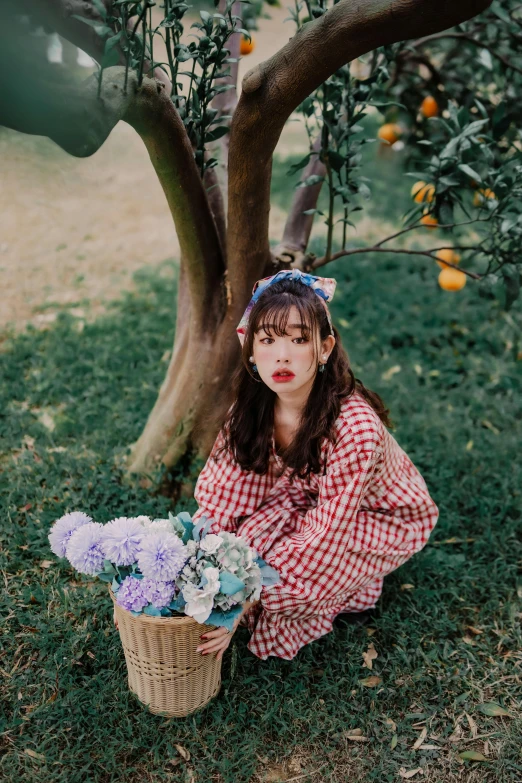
[116,576,148,613]
[66,522,105,575]
[137,532,187,582]
[48,511,93,559]
[141,578,175,609]
[102,516,144,566]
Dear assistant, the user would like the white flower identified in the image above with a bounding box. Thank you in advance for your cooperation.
[185,540,198,557]
[181,566,221,624]
[199,534,224,556]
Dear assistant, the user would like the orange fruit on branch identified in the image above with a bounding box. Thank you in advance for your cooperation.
[473,187,497,207]
[438,267,466,291]
[420,211,438,228]
[411,180,435,203]
[377,123,402,145]
[420,95,439,118]
[435,248,461,269]
[240,34,255,55]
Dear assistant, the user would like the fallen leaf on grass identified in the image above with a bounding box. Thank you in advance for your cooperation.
[359,675,382,688]
[458,751,488,762]
[465,712,478,738]
[382,365,401,381]
[412,728,427,750]
[362,643,378,670]
[366,627,377,636]
[478,702,513,718]
[399,767,423,778]
[466,625,483,635]
[400,583,415,591]
[24,749,45,761]
[340,729,368,742]
[385,717,397,732]
[40,560,53,569]
[174,744,190,761]
[390,734,398,750]
[418,744,440,751]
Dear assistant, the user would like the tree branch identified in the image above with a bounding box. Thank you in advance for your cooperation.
[309,245,482,279]
[273,135,326,269]
[209,0,243,213]
[226,0,493,312]
[409,31,522,75]
[124,77,226,329]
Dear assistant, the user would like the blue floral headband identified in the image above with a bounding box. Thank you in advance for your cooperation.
[236,269,337,346]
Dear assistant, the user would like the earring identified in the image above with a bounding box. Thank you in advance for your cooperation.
[249,356,258,373]
[319,355,327,373]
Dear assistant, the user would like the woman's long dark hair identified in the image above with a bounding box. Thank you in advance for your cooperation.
[218,276,393,481]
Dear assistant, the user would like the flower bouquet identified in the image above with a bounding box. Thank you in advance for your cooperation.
[48,510,279,716]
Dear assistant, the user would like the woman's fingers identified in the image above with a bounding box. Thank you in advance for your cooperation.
[200,627,228,639]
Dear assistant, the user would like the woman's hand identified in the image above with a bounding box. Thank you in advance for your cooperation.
[196,599,260,661]
[113,609,119,630]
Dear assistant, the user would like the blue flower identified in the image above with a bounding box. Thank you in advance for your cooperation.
[66,522,105,575]
[141,578,176,609]
[137,532,187,581]
[116,576,148,613]
[48,511,93,559]
[102,516,144,566]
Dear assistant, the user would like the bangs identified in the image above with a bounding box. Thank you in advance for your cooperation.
[252,295,316,340]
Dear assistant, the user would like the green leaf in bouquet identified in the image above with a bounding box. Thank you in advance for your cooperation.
[205,604,243,631]
[168,511,186,538]
[175,512,195,544]
[169,593,186,611]
[143,605,162,617]
[219,571,245,596]
[97,572,115,583]
[111,577,120,593]
[160,607,172,617]
[103,559,117,575]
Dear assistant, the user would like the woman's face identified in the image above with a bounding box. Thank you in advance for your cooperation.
[252,305,334,398]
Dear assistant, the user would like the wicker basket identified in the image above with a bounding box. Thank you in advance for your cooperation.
[110,590,222,717]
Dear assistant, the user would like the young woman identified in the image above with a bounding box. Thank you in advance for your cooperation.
[192,269,439,661]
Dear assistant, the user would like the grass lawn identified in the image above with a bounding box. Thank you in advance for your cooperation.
[1,144,521,782]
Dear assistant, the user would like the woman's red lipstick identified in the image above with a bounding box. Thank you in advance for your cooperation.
[272,371,295,383]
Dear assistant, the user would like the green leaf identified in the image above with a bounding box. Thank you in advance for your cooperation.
[478,702,514,717]
[143,605,162,617]
[458,751,488,762]
[205,125,229,142]
[458,164,481,184]
[328,150,345,173]
[92,0,108,20]
[97,572,114,583]
[390,734,398,750]
[286,154,311,176]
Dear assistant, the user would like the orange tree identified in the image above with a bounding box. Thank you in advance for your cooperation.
[1,0,520,482]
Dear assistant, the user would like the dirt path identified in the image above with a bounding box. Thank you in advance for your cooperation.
[0,5,317,334]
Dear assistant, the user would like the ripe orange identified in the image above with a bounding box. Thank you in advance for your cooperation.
[240,34,255,55]
[377,123,401,145]
[435,248,461,269]
[420,211,438,228]
[438,267,466,291]
[473,187,496,207]
[420,95,439,118]
[411,180,435,203]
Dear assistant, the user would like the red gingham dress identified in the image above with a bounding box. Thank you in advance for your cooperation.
[192,391,439,660]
